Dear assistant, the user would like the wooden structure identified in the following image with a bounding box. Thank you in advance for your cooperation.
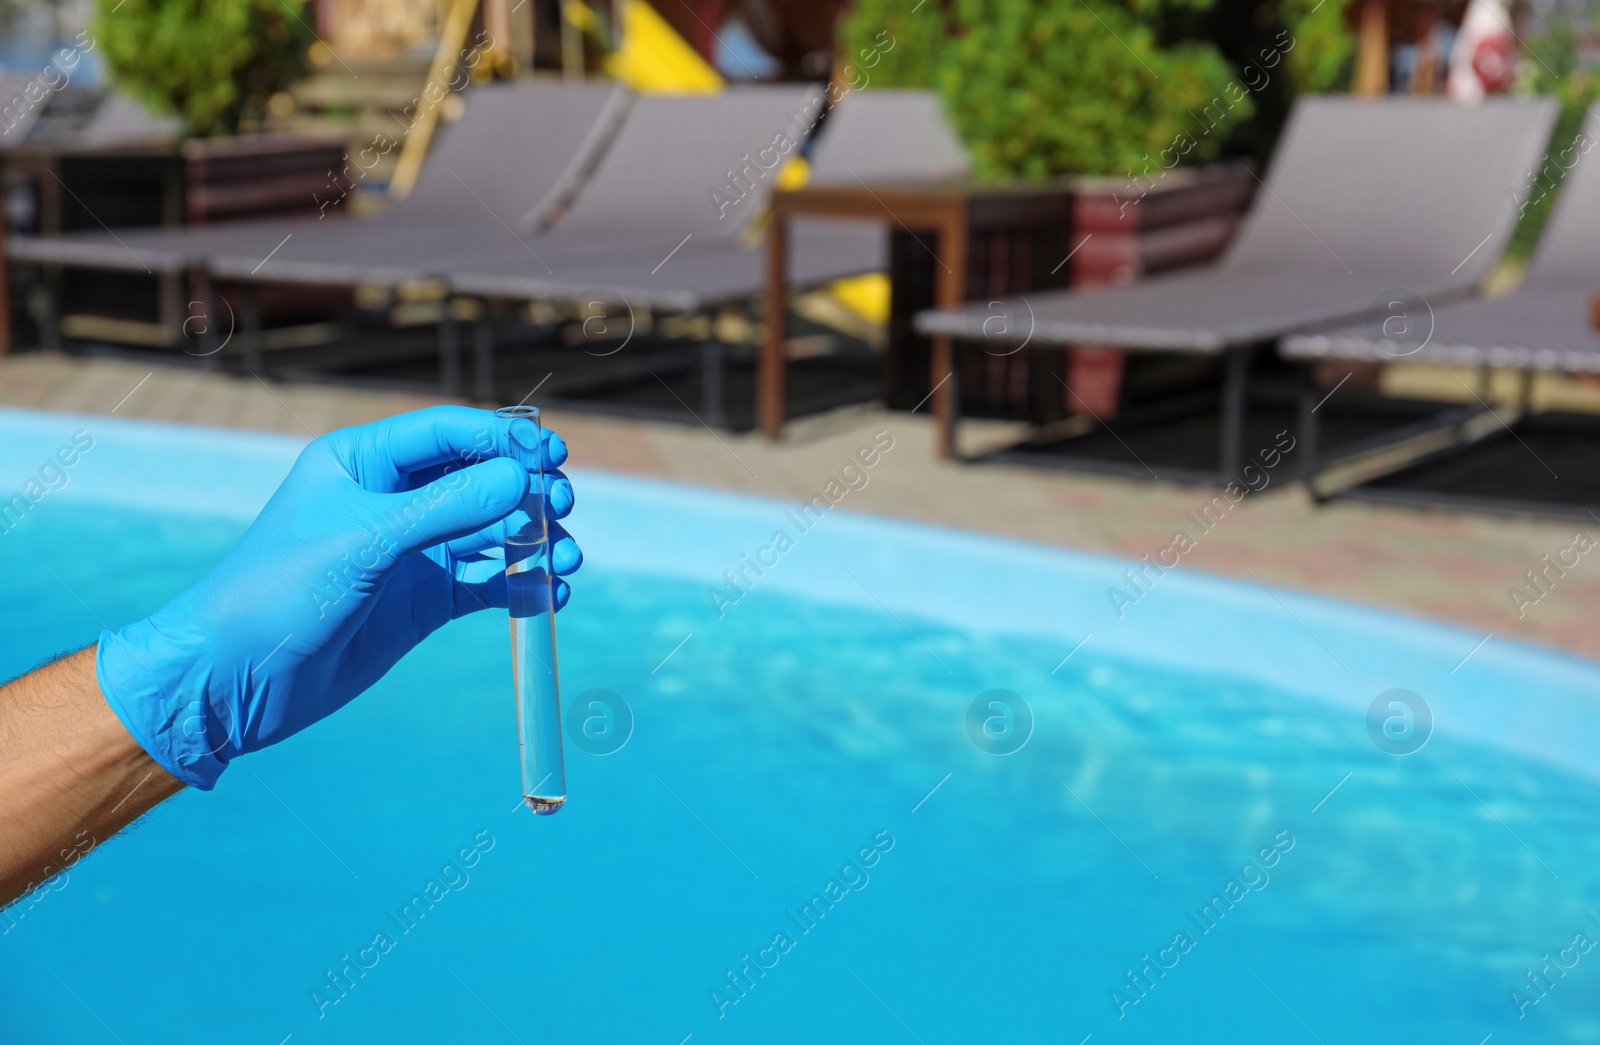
[762,182,1074,455]
[1,134,345,353]
[1057,162,1255,417]
[761,164,1255,455]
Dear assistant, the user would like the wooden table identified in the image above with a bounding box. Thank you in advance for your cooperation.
[761,180,1073,456]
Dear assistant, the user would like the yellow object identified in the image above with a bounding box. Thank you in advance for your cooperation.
[826,273,891,326]
[775,155,808,191]
[563,0,596,32]
[603,0,723,94]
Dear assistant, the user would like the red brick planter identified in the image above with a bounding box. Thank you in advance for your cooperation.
[883,160,1255,422]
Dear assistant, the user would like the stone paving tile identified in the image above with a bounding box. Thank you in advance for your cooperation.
[3,350,1599,664]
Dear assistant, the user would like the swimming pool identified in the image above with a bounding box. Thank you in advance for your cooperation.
[3,406,1600,1043]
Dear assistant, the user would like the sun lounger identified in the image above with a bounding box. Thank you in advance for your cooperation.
[444,88,962,307]
[911,96,1559,481]
[1280,103,1600,515]
[448,86,827,284]
[445,88,967,416]
[205,82,631,288]
[7,82,628,365]
[207,84,825,395]
[12,82,624,275]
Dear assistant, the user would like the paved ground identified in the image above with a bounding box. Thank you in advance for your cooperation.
[4,350,1597,663]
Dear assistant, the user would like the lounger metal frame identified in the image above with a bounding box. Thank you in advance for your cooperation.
[1282,104,1600,516]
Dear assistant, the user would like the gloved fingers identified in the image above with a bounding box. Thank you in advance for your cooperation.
[410,467,572,528]
[328,405,568,488]
[526,469,575,520]
[447,520,582,575]
[377,457,526,557]
[405,424,567,489]
[452,556,508,609]
[549,522,582,575]
[452,565,572,620]
[451,570,505,618]
[443,512,528,558]
[505,417,568,471]
[439,500,580,561]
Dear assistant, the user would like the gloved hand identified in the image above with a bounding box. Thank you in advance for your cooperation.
[96,406,581,790]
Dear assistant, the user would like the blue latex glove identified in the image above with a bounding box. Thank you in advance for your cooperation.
[96,406,581,790]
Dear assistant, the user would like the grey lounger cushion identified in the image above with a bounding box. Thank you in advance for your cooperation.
[807,88,969,186]
[9,82,625,278]
[207,81,628,284]
[914,96,1559,352]
[449,218,882,310]
[450,85,827,298]
[450,87,964,304]
[1284,103,1600,371]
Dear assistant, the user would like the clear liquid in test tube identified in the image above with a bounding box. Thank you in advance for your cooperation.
[496,406,566,814]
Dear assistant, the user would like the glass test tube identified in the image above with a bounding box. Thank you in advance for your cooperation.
[496,406,567,814]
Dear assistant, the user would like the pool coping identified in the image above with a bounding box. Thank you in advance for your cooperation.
[5,406,1599,785]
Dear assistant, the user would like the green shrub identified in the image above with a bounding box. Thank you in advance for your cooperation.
[1278,0,1354,95]
[838,0,1352,180]
[95,0,312,136]
[835,0,952,91]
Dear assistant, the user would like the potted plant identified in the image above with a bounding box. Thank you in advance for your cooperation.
[837,0,1352,415]
[95,0,311,138]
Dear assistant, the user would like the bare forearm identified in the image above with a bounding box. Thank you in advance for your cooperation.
[0,647,183,905]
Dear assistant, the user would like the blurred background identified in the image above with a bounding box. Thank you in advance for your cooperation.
[9,3,1600,1044]
[2,0,1600,659]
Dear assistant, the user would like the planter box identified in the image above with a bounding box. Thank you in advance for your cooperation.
[882,160,1255,421]
[6,130,349,349]
[1064,161,1254,416]
[181,134,350,225]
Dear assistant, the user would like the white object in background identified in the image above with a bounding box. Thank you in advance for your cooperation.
[1447,0,1517,104]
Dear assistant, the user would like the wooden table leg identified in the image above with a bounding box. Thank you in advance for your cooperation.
[932,211,968,460]
[758,211,789,440]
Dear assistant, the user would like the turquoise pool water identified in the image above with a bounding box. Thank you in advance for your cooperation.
[3,408,1600,1043]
